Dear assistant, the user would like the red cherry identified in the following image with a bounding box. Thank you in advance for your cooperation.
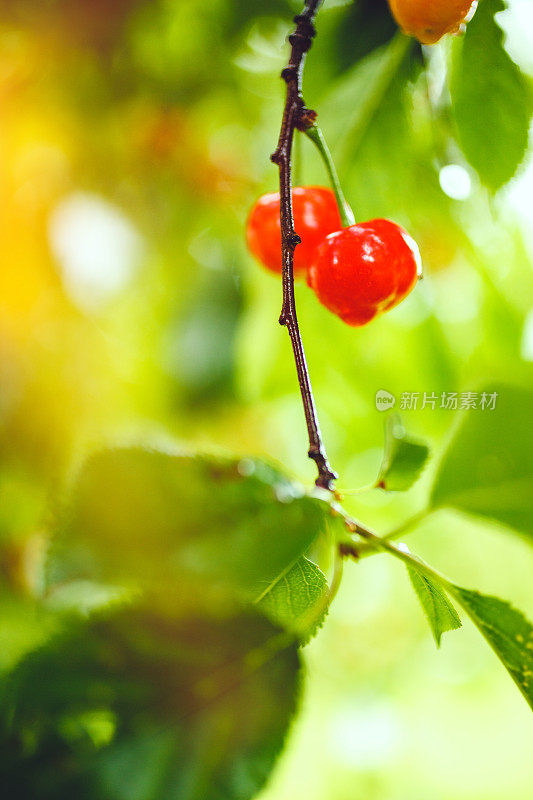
[246,186,343,275]
[307,219,422,326]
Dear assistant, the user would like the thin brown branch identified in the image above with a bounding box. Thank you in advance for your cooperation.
[271,0,337,491]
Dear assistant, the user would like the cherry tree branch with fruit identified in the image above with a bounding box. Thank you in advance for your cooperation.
[6,1,533,798]
[243,0,533,731]
[250,0,421,490]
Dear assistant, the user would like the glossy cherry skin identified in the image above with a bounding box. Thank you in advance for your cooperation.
[307,219,422,326]
[246,186,343,276]
[388,0,477,45]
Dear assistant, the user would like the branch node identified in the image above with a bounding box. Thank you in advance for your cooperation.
[281,66,297,83]
[292,14,316,39]
[339,542,360,560]
[295,107,317,131]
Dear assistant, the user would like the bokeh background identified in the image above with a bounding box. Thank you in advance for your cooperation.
[1,0,533,797]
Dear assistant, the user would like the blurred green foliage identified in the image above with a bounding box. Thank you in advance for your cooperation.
[1,0,533,798]
[431,384,533,537]
[1,608,301,800]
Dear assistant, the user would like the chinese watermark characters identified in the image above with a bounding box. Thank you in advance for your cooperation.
[376,390,498,412]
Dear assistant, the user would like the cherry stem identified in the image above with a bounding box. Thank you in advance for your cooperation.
[271,0,337,491]
[303,124,356,228]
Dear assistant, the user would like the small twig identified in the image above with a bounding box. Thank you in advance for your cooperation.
[271,0,337,491]
[330,501,425,563]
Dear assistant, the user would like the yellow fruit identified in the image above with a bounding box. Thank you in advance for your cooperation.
[388,0,477,45]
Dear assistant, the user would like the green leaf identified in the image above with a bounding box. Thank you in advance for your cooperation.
[406,564,461,647]
[450,0,531,190]
[377,416,430,491]
[448,586,533,711]
[0,606,301,800]
[431,384,533,539]
[256,557,329,643]
[49,448,329,605]
[358,529,533,711]
[319,31,414,169]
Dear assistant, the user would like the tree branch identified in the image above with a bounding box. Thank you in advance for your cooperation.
[271,0,337,491]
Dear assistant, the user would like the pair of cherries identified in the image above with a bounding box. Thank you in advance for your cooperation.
[246,186,421,327]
